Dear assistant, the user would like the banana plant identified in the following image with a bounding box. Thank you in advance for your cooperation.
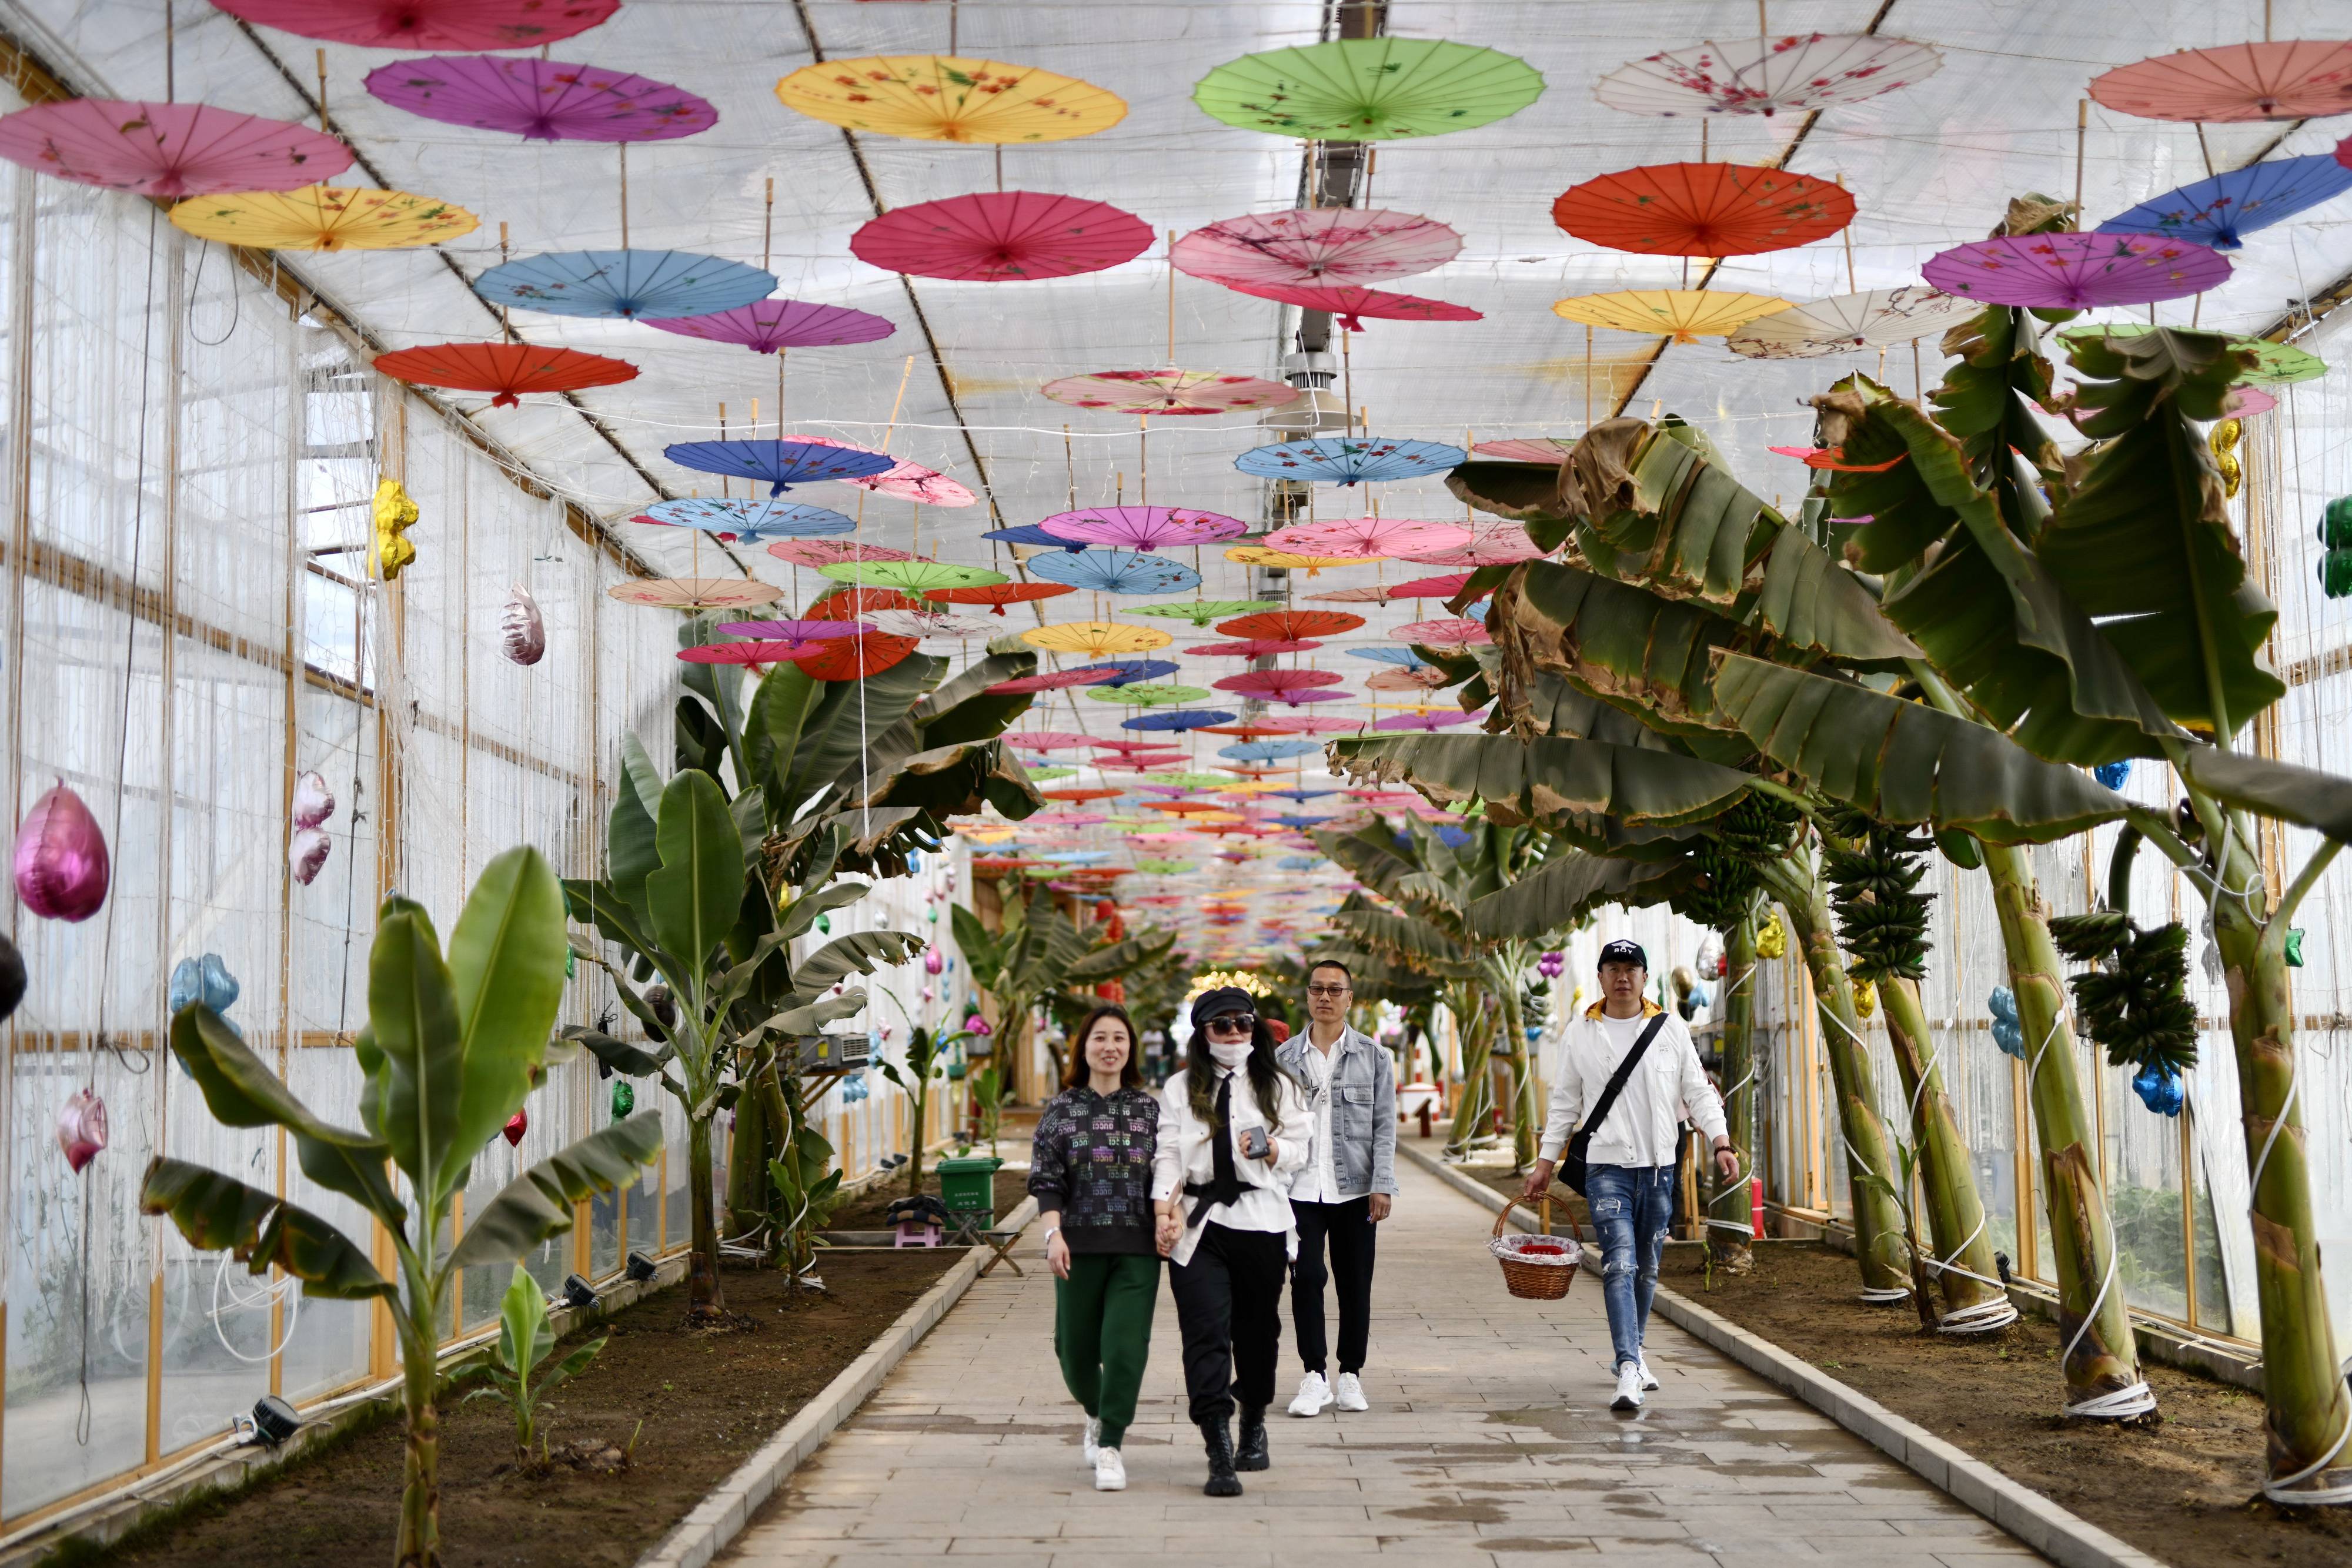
[456,1266,609,1465]
[140,847,662,1568]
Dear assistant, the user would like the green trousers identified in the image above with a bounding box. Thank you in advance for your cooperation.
[1054,1251,1160,1449]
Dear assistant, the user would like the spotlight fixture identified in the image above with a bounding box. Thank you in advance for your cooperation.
[561,1273,598,1310]
[626,1251,657,1283]
[249,1394,301,1447]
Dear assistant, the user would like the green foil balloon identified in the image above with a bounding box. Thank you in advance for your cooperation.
[611,1081,635,1120]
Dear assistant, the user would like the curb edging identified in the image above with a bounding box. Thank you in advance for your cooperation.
[1398,1144,2166,1568]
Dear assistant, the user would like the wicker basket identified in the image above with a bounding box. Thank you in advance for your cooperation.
[1489,1196,1582,1300]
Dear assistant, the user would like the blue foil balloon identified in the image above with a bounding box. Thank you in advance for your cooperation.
[2132,1061,2184,1116]
[2093,760,2132,790]
[1988,985,2024,1059]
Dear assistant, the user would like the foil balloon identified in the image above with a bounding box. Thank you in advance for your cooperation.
[610,1081,636,1121]
[56,1088,106,1173]
[14,782,110,921]
[501,584,546,665]
[371,477,419,581]
[290,827,332,887]
[168,952,244,1035]
[0,934,22,1023]
[292,770,336,830]
[503,1108,527,1146]
[924,948,944,975]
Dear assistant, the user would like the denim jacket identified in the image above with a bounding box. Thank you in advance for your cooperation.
[1275,1025,1397,1199]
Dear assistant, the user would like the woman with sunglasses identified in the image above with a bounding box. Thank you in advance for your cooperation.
[1151,986,1310,1496]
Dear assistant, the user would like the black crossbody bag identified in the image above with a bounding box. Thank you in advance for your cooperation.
[1561,1013,1669,1197]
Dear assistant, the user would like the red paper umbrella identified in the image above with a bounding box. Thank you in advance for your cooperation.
[1008,732,1095,751]
[924,581,1076,616]
[680,639,826,666]
[1215,668,1347,705]
[850,191,1154,282]
[1768,444,1906,473]
[790,434,975,506]
[0,100,353,198]
[1042,787,1125,803]
[1401,525,1542,568]
[1218,609,1365,640]
[1391,573,1484,600]
[767,539,915,570]
[1552,163,1854,258]
[215,0,616,49]
[796,630,919,680]
[1198,724,1290,739]
[808,586,918,618]
[1187,638,1324,658]
[644,299,894,355]
[1205,278,1480,332]
[2090,41,2352,122]
[1091,737,1182,754]
[373,342,636,408]
[989,668,1125,693]
[1394,617,1491,647]
[1267,516,1472,559]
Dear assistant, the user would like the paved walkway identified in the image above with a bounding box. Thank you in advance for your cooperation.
[727,1152,2043,1567]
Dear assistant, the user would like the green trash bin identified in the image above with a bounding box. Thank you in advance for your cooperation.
[937,1154,1003,1236]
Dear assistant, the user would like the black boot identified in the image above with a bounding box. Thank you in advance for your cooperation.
[1235,1405,1270,1472]
[1198,1417,1242,1497]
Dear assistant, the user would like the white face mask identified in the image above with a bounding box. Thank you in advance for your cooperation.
[1207,1038,1252,1069]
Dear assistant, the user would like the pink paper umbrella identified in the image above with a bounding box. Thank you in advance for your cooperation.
[711,618,868,656]
[363,56,717,142]
[0,100,352,198]
[1303,584,1393,603]
[1187,638,1324,657]
[1394,617,1492,647]
[680,640,841,666]
[1922,233,2230,310]
[1007,731,1098,751]
[1267,516,1472,559]
[1039,505,1250,550]
[1473,436,1578,465]
[1401,525,1544,569]
[1215,669,1347,706]
[646,299,894,354]
[851,190,1153,282]
[767,539,915,570]
[1375,710,1477,731]
[990,668,1125,693]
[1204,278,1480,332]
[787,434,975,506]
[1391,572,1484,600]
[1174,208,1462,288]
[1041,369,1298,416]
[216,0,617,49]
[2090,41,2352,122]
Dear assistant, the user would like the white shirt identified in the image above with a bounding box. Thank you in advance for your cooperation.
[1288,1031,1343,1205]
[1538,1005,1726,1169]
[1151,1065,1311,1267]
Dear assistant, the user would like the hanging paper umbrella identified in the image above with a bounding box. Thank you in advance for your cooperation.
[667,439,896,496]
[2054,320,2325,386]
[1553,163,1852,256]
[1070,659,1182,687]
[364,56,718,141]
[646,299,894,354]
[1267,516,1472,559]
[924,581,1076,616]
[1090,683,1213,708]
[1041,369,1299,417]
[988,668,1125,693]
[1204,278,1482,332]
[809,586,918,620]
[1027,549,1201,596]
[866,608,1004,640]
[1391,572,1484,600]
[818,560,1007,594]
[1187,638,1324,657]
[1401,524,1541,567]
[1128,599,1280,627]
[1122,709,1238,733]
[1922,233,2229,309]
[2099,153,2352,252]
[0,100,353,198]
[636,497,856,540]
[713,618,867,653]
[1768,444,1906,472]
[1024,620,1175,658]
[1215,668,1347,706]
[1222,739,1324,763]
[796,630,921,681]
[1725,286,1982,358]
[1222,546,1358,576]
[1394,617,1490,647]
[1008,732,1099,753]
[984,524,1088,551]
[777,55,1127,142]
[1040,506,1249,550]
[215,0,617,49]
[2225,385,2280,417]
[1302,584,1394,604]
[1234,436,1466,486]
[681,638,835,666]
[1552,289,1792,343]
[476,249,776,320]
[1375,708,1478,731]
[851,191,1153,282]
[787,434,976,506]
[1368,665,1448,690]
[1221,609,1365,640]
[373,342,637,408]
[1193,38,1545,141]
[1173,208,1462,288]
[1257,714,1361,734]
[1472,437,1579,464]
[2089,41,2352,122]
[1595,32,1944,118]
[170,186,476,250]
[607,577,784,610]
[767,538,915,570]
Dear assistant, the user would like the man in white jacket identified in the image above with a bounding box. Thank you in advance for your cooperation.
[1521,940,1739,1411]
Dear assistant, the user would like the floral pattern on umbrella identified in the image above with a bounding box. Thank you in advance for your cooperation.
[1039,506,1249,549]
[1553,163,1853,256]
[1232,436,1466,486]
[1214,668,1347,706]
[1192,38,1545,141]
[0,100,352,198]
[1174,207,1462,287]
[635,498,856,540]
[2090,41,2352,122]
[851,191,1153,282]
[1127,599,1281,627]
[1725,286,1982,358]
[766,539,914,570]
[364,56,717,142]
[475,249,776,319]
[374,342,636,407]
[1400,524,1542,568]
[169,186,476,250]
[1472,436,1579,464]
[1922,233,2230,309]
[2099,153,2352,251]
[1041,368,1299,416]
[1393,617,1492,647]
[787,434,976,506]
[1022,621,1175,658]
[776,55,1127,143]
[1552,289,1792,342]
[1266,516,1472,559]
[817,560,1007,594]
[216,0,616,50]
[1027,549,1202,596]
[667,439,896,496]
[1202,278,1480,331]
[607,577,784,610]
[1595,32,1943,118]
[645,299,894,353]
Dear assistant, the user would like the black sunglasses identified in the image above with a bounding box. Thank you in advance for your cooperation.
[1204,1013,1257,1032]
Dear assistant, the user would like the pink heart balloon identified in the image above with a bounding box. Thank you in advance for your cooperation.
[56,1089,106,1174]
[14,782,109,922]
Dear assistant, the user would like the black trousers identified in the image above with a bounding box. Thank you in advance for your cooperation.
[1290,1196,1377,1375]
[1167,1222,1287,1425]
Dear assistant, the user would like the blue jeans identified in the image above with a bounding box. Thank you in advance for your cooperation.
[1586,1164,1676,1371]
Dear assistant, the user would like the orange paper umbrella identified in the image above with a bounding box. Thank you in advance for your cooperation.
[1218,609,1365,640]
[808,586,920,618]
[1042,788,1126,803]
[924,581,1077,616]
[373,342,637,407]
[607,577,784,610]
[1552,163,1852,257]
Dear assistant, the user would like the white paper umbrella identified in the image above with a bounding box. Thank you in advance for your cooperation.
[1725,286,1982,359]
[1596,32,1944,118]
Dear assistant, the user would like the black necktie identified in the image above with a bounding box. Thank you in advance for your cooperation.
[1184,1071,1245,1228]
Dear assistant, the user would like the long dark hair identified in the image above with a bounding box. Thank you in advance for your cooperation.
[1185,1012,1285,1129]
[1063,1004,1141,1091]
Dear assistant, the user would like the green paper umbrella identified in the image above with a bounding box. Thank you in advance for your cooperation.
[1028,765,1079,781]
[1128,598,1281,627]
[1088,683,1211,707]
[1134,858,1196,874]
[817,559,1009,592]
[2057,321,2325,386]
[1141,771,1231,789]
[1193,38,1544,142]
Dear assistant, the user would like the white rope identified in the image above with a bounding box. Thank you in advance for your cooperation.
[209,1255,301,1365]
[2261,1386,2352,1503]
[2059,1245,2157,1418]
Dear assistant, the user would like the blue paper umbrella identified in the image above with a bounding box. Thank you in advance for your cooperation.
[2100,153,2352,251]
[664,439,895,497]
[1259,787,1340,803]
[1345,645,1430,668]
[473,249,777,319]
[1070,658,1181,687]
[1233,435,1466,487]
[1121,708,1235,733]
[1027,549,1201,594]
[1220,739,1322,763]
[1272,813,1336,829]
[636,497,856,539]
[984,524,1087,551]
[1277,855,1323,871]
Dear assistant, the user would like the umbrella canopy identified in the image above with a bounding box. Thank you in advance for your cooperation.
[923,581,1076,616]
[776,55,1127,142]
[1233,436,1466,486]
[787,434,976,506]
[1040,505,1249,549]
[1128,599,1281,627]
[795,630,921,681]
[851,191,1153,281]
[2055,322,2326,386]
[1027,549,1202,595]
[767,539,914,569]
[607,577,784,610]
[808,587,919,618]
[716,617,866,643]
[984,524,1087,551]
[667,439,897,496]
[1394,617,1491,647]
[1041,788,1127,804]
[644,299,894,354]
[2097,153,2352,251]
[863,608,998,638]
[1173,207,1461,288]
[1090,683,1212,708]
[1011,733,1097,754]
[1023,620,1175,657]
[363,56,717,141]
[990,668,1125,693]
[1186,638,1324,657]
[1552,289,1792,342]
[1302,584,1395,603]
[0,100,352,198]
[635,498,856,539]
[1221,610,1365,641]
[1726,286,1982,357]
[1070,660,1183,687]
[1367,666,1449,691]
[1257,715,1360,734]
[1553,163,1853,256]
[1041,369,1298,416]
[2089,41,2352,122]
[679,640,804,667]
[1122,710,1237,733]
[475,249,776,319]
[1221,546,1359,575]
[1203,278,1481,331]
[1348,645,1429,667]
[818,560,1008,594]
[1922,233,2230,309]
[1374,709,1478,731]
[1192,37,1545,141]
[1472,436,1578,464]
[1267,516,1472,559]
[1214,668,1347,706]
[1391,572,1484,600]
[170,185,475,250]
[1401,524,1542,567]
[215,0,616,49]
[373,342,637,408]
[1221,739,1324,762]
[1595,32,1943,117]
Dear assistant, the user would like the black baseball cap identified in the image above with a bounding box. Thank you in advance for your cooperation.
[1598,939,1648,970]
[1191,987,1257,1027]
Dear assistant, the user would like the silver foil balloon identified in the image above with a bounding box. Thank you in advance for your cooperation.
[56,1089,106,1174]
[290,826,332,887]
[501,584,546,666]
[292,770,335,830]
[13,782,109,922]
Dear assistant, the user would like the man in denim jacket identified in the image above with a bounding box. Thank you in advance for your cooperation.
[1275,958,1397,1417]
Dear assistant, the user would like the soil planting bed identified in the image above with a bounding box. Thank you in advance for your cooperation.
[86,1249,961,1568]
[827,1166,1027,1232]
[1661,1241,2352,1568]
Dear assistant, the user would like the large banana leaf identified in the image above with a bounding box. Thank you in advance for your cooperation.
[1325,897,1479,978]
[2176,746,2352,842]
[791,929,927,996]
[445,1114,666,1271]
[1063,927,1176,984]
[1314,822,1426,905]
[645,770,745,971]
[1752,527,1922,666]
[743,660,823,816]
[1500,560,1748,735]
[1332,732,1753,830]
[609,733,663,918]
[913,651,1038,748]
[1713,653,2132,842]
[559,1025,673,1079]
[1443,461,1575,529]
[780,655,943,809]
[1461,850,1690,941]
[1561,417,1779,608]
[843,739,1044,823]
[441,845,570,1195]
[1927,302,2069,539]
[368,900,466,1195]
[141,1159,393,1301]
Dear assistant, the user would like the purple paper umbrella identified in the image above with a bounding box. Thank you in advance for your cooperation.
[646,299,895,354]
[1374,710,1478,731]
[1921,232,2230,310]
[714,618,868,656]
[1038,505,1251,550]
[363,56,717,142]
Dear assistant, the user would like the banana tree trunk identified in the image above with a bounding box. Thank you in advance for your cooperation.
[759,1066,798,1266]
[686,1114,727,1321]
[1446,997,1496,1156]
[396,1317,442,1568]
[1977,840,2147,1414]
[1706,915,1759,1273]
[1877,974,2013,1329]
[726,1058,770,1236]
[1494,958,1539,1171]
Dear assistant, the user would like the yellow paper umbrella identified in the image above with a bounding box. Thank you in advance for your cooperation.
[607,577,785,610]
[776,55,1127,143]
[1551,289,1792,344]
[1224,544,1357,576]
[1021,620,1174,658]
[169,185,477,251]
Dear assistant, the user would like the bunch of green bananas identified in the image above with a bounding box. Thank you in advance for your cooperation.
[2048,911,2199,1074]
[1821,809,1933,983]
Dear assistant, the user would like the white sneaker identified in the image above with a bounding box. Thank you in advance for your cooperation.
[1638,1360,1661,1392]
[1333,1372,1369,1412]
[1611,1362,1646,1412]
[1093,1447,1127,1492]
[1081,1415,1101,1466]
[1287,1371,1334,1416]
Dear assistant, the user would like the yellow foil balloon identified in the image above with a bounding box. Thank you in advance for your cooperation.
[370,478,418,581]
[1754,911,1788,961]
[1852,977,1877,1019]
[2210,417,2243,500]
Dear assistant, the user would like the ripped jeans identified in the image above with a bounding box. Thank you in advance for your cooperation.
[1585,1164,1676,1372]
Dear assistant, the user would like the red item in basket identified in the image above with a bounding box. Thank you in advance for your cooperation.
[1517,1241,1569,1256]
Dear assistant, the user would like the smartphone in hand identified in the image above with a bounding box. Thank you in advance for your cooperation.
[1239,1125,1269,1161]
